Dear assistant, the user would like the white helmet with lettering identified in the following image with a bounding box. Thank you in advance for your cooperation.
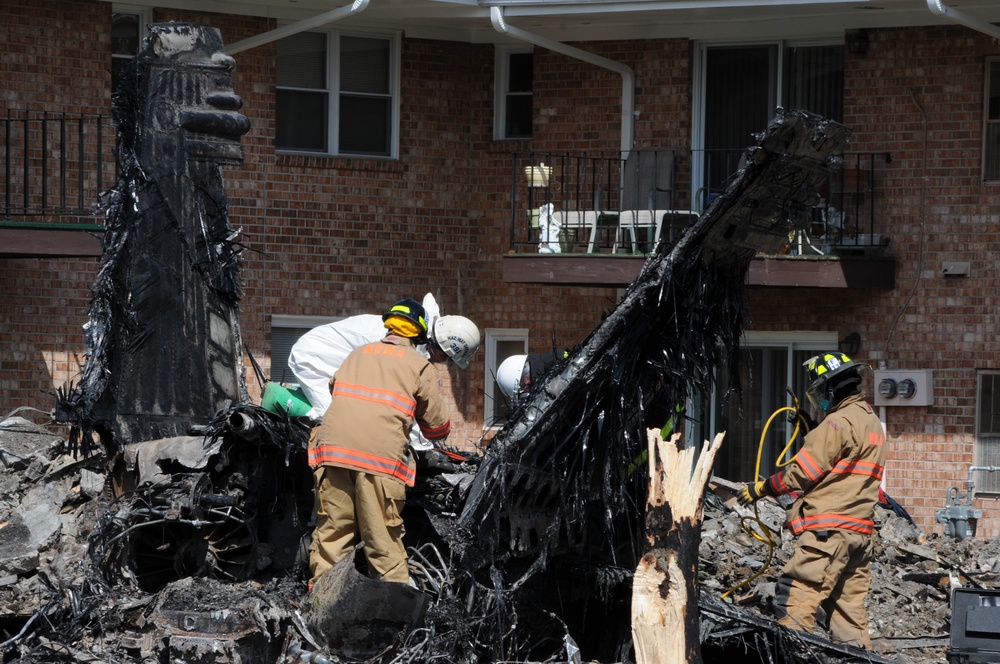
[496,354,528,402]
[431,315,481,369]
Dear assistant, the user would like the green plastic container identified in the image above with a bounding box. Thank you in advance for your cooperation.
[261,382,313,417]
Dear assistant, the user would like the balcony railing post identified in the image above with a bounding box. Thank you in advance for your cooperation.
[78,113,85,212]
[42,112,49,212]
[22,111,28,212]
[5,109,10,216]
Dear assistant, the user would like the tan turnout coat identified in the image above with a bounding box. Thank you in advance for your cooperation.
[763,394,886,535]
[307,335,450,486]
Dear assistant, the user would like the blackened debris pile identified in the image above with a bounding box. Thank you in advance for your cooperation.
[697,480,974,664]
[0,409,317,664]
[2,411,989,664]
[86,404,314,593]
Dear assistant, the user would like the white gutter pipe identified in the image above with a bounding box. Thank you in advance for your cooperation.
[490,6,635,154]
[226,0,371,55]
[927,0,1000,40]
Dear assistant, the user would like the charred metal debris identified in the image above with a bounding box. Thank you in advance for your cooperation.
[54,22,251,459]
[13,19,895,664]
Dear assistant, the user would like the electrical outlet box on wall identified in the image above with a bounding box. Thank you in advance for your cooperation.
[873,370,934,407]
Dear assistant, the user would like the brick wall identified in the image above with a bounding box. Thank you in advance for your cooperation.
[1,0,110,429]
[0,0,110,113]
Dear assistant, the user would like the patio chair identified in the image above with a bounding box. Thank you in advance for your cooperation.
[613,150,676,252]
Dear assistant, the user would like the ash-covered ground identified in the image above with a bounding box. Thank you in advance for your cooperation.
[2,412,987,663]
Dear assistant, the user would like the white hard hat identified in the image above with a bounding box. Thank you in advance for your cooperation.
[496,354,528,401]
[432,316,481,369]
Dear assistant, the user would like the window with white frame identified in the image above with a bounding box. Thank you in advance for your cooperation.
[975,370,1000,494]
[276,30,399,157]
[111,5,151,93]
[270,315,340,384]
[704,332,837,482]
[494,46,533,140]
[984,57,1000,181]
[484,328,529,427]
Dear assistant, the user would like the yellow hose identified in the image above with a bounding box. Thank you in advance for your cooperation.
[720,393,809,600]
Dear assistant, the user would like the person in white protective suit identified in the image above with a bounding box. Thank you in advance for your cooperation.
[496,349,566,405]
[288,294,481,449]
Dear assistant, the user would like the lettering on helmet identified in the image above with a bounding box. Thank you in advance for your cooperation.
[444,336,467,351]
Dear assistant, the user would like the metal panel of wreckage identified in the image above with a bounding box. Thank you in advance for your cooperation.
[18,19,894,664]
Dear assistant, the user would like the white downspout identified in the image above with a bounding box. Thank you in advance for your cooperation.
[927,0,1000,40]
[490,6,635,154]
[225,0,371,55]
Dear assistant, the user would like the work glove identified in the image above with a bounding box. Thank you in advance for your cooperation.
[738,481,769,507]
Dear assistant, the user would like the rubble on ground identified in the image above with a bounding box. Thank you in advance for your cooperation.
[703,477,974,663]
[2,411,995,663]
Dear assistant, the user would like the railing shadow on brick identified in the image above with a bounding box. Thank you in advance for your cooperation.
[1,109,117,224]
[509,150,892,257]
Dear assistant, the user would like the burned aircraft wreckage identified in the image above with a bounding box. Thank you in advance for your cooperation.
[1,21,880,664]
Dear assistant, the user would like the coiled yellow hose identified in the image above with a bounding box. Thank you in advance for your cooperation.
[720,390,808,600]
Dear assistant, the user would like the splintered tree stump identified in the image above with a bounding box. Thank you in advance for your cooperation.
[631,430,725,664]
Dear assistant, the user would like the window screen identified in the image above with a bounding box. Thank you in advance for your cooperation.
[984,58,1000,181]
[976,371,1000,493]
[505,52,533,139]
[710,342,831,482]
[495,49,533,140]
[276,32,329,152]
[484,329,529,427]
[701,43,843,201]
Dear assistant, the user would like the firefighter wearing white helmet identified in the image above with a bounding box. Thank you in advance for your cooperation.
[496,350,567,404]
[429,316,481,369]
[496,354,528,402]
[288,294,479,422]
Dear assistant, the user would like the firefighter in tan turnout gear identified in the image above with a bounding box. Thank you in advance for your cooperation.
[738,352,886,650]
[307,298,452,588]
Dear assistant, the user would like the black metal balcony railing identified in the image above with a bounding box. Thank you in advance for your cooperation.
[510,150,891,257]
[1,110,116,221]
[1,109,889,261]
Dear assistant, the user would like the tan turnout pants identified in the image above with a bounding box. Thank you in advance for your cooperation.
[774,528,873,650]
[308,465,409,586]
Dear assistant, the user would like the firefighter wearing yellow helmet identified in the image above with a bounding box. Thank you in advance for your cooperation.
[287,294,481,422]
[738,351,885,650]
[307,297,452,588]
